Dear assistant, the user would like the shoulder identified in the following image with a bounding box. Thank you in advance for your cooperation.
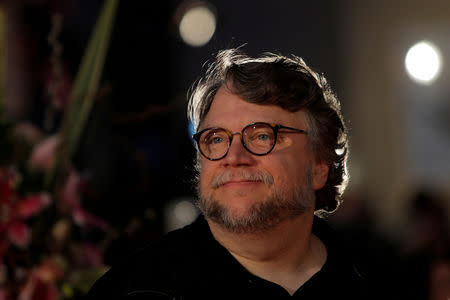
[87,215,210,300]
[312,216,369,298]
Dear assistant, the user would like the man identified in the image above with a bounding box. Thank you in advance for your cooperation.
[87,48,366,299]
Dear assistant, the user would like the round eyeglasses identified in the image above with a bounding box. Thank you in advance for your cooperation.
[193,122,308,161]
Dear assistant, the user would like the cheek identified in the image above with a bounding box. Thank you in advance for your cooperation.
[268,156,309,188]
[198,161,214,191]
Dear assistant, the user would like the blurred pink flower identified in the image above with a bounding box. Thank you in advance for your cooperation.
[58,169,110,231]
[0,168,15,204]
[73,207,109,231]
[17,259,64,300]
[13,194,51,219]
[0,193,51,249]
[13,122,44,145]
[35,259,64,283]
[58,170,81,209]
[0,288,14,300]
[28,135,60,171]
[6,221,30,248]
[18,272,58,300]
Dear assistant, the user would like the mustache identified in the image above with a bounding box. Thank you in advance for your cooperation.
[211,170,274,189]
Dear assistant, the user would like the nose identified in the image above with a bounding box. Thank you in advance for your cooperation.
[221,133,255,166]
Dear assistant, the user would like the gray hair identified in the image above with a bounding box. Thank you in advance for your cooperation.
[188,48,349,215]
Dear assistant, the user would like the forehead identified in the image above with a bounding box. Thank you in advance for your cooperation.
[201,86,307,129]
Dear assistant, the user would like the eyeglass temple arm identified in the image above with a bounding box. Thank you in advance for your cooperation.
[277,124,308,134]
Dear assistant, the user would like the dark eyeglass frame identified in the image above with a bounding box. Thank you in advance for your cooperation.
[193,122,308,161]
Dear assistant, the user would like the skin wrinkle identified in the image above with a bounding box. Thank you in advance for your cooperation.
[196,166,314,234]
[188,51,349,214]
[181,50,346,295]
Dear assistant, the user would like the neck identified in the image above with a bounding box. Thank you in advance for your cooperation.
[207,212,327,295]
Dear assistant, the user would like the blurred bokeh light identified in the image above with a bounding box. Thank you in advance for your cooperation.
[178,2,216,47]
[405,41,442,85]
[164,198,199,232]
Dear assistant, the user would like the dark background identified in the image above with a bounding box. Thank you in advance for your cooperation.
[2,1,449,299]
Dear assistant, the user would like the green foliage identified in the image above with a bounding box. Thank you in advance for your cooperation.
[47,0,119,188]
[0,1,119,299]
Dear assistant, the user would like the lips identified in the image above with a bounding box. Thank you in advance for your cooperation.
[221,179,262,187]
[211,170,274,189]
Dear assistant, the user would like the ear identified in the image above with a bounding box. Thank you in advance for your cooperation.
[312,160,329,190]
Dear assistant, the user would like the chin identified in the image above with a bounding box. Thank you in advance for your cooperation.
[198,180,314,233]
[223,200,258,219]
[215,189,266,207]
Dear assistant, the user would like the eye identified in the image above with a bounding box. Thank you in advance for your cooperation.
[203,129,227,145]
[212,136,225,144]
[256,133,270,141]
[246,127,274,143]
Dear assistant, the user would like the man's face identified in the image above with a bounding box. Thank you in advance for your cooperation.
[197,86,328,233]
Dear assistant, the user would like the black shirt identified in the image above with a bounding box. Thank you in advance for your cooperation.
[87,215,367,299]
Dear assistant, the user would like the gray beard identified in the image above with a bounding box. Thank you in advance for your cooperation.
[195,167,315,234]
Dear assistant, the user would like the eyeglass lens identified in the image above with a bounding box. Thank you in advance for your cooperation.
[198,123,276,159]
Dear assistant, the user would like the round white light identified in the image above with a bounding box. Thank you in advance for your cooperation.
[405,41,442,85]
[164,198,199,232]
[173,200,198,225]
[179,5,216,47]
